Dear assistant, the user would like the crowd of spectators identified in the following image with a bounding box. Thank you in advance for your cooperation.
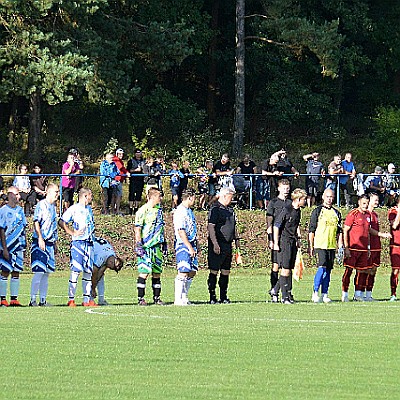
[1,147,400,216]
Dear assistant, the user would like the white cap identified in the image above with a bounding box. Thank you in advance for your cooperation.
[388,163,396,170]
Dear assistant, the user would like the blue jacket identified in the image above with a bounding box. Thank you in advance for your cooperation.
[100,161,119,188]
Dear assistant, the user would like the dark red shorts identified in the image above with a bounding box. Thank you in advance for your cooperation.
[344,249,371,270]
[390,246,400,269]
[369,249,381,268]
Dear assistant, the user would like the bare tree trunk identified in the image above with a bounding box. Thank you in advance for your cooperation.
[8,95,20,144]
[207,0,220,127]
[28,89,42,162]
[232,0,245,159]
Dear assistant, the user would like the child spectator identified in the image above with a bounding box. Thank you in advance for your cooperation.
[169,161,184,209]
[179,160,191,204]
[13,164,36,216]
[196,160,213,210]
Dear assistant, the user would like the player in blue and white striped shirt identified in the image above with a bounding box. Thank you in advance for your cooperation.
[0,186,27,307]
[29,183,59,307]
[59,188,96,307]
[173,188,198,305]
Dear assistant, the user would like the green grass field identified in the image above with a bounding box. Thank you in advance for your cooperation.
[1,267,399,400]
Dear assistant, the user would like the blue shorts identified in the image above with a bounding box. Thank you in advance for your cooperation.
[31,239,56,273]
[255,178,270,201]
[171,187,180,196]
[175,242,198,273]
[114,181,123,197]
[208,183,216,197]
[70,240,94,273]
[0,249,24,273]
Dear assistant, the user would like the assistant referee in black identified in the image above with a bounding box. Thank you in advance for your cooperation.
[207,186,240,304]
[273,188,307,304]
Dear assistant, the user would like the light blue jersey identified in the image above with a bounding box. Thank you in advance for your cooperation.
[33,199,58,243]
[61,203,95,242]
[173,204,197,246]
[0,204,27,252]
[93,237,115,268]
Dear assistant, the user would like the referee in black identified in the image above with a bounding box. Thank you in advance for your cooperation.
[273,188,307,304]
[207,186,240,304]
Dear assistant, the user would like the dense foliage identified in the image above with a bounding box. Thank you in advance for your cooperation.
[1,0,400,167]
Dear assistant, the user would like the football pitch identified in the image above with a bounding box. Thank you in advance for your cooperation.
[1,267,399,400]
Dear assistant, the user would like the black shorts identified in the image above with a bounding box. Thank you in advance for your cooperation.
[305,181,318,197]
[208,240,232,271]
[277,237,298,270]
[271,249,279,265]
[198,182,208,195]
[129,180,144,202]
[315,249,335,270]
[62,187,75,204]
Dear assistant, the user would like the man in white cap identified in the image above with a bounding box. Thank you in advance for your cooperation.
[384,163,400,206]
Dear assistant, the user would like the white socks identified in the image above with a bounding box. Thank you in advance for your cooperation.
[68,271,79,300]
[174,276,187,305]
[82,272,92,303]
[10,277,19,297]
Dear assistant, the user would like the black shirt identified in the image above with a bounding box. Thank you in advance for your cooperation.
[274,204,301,240]
[266,197,292,219]
[127,158,145,182]
[277,157,294,175]
[237,161,256,180]
[179,167,190,191]
[208,201,236,245]
[213,160,231,173]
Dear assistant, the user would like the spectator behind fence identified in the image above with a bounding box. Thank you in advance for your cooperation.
[143,156,161,194]
[276,149,299,186]
[364,166,385,205]
[196,160,213,210]
[112,148,129,215]
[210,154,235,204]
[69,148,84,193]
[13,164,36,216]
[154,155,166,192]
[303,152,325,207]
[258,152,283,204]
[178,160,191,204]
[339,153,356,208]
[236,154,256,192]
[61,152,83,211]
[168,161,184,209]
[30,164,47,202]
[326,155,343,191]
[99,153,119,215]
[384,163,400,206]
[127,148,145,215]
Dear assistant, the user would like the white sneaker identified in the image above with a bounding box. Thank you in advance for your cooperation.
[341,293,349,302]
[353,295,364,302]
[364,296,375,302]
[322,294,332,303]
[389,295,397,302]
[174,300,187,306]
[98,299,109,306]
[312,292,321,303]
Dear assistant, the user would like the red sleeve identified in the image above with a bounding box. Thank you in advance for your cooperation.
[344,210,356,227]
[389,208,397,223]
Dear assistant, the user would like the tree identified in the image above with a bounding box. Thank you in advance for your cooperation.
[233,0,246,158]
[0,0,98,161]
